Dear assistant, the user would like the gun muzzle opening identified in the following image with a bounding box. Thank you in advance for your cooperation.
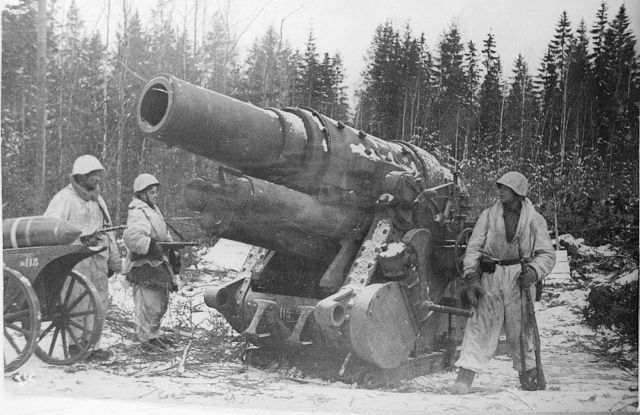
[138,77,171,133]
[204,286,231,310]
[315,299,347,328]
[331,303,346,326]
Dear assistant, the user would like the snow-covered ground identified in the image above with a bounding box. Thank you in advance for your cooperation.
[197,239,253,272]
[4,242,639,414]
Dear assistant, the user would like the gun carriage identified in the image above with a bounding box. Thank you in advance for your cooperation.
[3,216,113,372]
[137,74,476,372]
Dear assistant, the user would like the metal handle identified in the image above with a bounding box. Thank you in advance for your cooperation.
[421,301,473,317]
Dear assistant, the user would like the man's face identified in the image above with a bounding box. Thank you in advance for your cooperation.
[144,186,159,206]
[78,170,103,191]
[498,184,517,204]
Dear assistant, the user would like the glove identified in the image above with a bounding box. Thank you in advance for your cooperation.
[518,265,538,288]
[479,256,497,273]
[171,275,180,292]
[80,232,100,246]
[147,238,164,260]
[460,272,485,308]
[108,257,123,278]
[168,249,182,274]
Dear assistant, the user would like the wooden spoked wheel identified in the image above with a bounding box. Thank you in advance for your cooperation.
[454,228,474,277]
[33,271,104,365]
[3,267,41,372]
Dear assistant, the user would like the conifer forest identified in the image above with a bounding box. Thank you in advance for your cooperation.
[2,0,638,256]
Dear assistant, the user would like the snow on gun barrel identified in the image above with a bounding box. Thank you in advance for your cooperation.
[3,216,82,248]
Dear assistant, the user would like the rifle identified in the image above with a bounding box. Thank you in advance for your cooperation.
[156,241,199,249]
[518,244,546,390]
[157,241,199,275]
[80,225,126,246]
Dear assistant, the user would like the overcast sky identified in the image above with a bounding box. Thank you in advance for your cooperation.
[5,0,640,92]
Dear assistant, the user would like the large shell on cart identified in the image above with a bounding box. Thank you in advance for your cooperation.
[3,216,82,248]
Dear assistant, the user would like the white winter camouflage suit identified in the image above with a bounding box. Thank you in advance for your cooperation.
[44,181,121,345]
[122,198,175,342]
[455,198,556,373]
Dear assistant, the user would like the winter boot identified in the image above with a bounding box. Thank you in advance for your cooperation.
[67,344,82,357]
[88,348,113,361]
[451,368,476,394]
[519,368,544,391]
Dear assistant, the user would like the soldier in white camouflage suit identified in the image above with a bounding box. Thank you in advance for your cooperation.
[122,174,180,351]
[44,154,122,359]
[452,171,556,394]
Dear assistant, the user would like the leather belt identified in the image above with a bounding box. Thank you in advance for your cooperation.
[494,258,521,266]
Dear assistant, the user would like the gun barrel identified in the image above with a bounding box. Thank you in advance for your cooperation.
[157,241,199,248]
[185,174,362,238]
[185,175,354,259]
[99,225,126,233]
[137,74,453,200]
[138,74,304,171]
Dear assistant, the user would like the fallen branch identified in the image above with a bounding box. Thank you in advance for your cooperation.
[177,339,192,375]
[506,390,535,412]
[339,352,352,376]
[105,315,135,325]
[162,326,194,338]
[283,377,326,385]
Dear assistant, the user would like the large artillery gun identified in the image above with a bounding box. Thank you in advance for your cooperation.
[137,74,475,372]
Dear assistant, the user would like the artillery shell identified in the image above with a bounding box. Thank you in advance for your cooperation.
[3,216,82,248]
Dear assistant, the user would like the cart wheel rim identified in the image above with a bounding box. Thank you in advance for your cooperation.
[33,271,105,365]
[4,267,41,373]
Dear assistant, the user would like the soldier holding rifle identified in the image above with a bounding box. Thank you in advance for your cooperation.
[122,174,182,351]
[452,171,556,393]
[44,154,123,358]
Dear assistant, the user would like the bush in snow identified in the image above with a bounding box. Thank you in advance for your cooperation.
[583,280,638,347]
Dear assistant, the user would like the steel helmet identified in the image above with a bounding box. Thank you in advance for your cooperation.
[72,155,104,175]
[496,171,528,197]
[133,173,160,193]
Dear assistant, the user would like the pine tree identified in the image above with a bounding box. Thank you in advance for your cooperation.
[298,29,321,108]
[415,35,435,140]
[590,2,608,60]
[550,11,574,162]
[536,45,560,152]
[198,8,238,94]
[566,20,591,153]
[240,26,288,106]
[357,20,403,139]
[312,52,350,120]
[317,52,334,113]
[550,11,574,75]
[603,4,638,164]
[505,54,537,159]
[2,0,41,215]
[434,23,466,149]
[462,40,479,158]
[477,31,503,143]
[48,1,107,193]
[106,8,155,220]
[282,49,303,106]
[589,1,609,153]
[147,1,181,77]
[2,1,38,123]
[329,53,351,120]
[397,25,430,140]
